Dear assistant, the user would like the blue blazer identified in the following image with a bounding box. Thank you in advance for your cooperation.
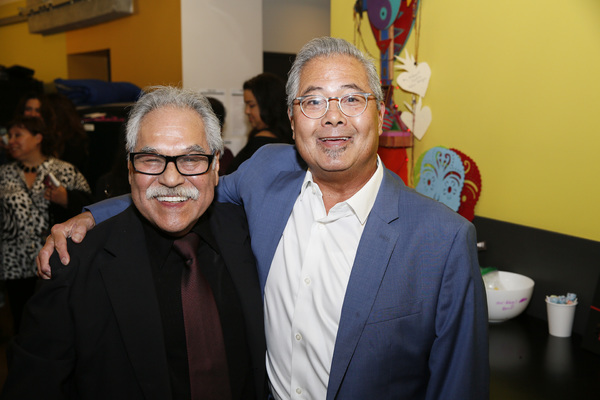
[217,144,489,400]
[86,144,489,399]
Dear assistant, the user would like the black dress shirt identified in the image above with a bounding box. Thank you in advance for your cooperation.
[141,208,255,399]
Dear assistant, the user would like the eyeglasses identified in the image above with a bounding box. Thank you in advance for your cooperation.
[129,152,215,176]
[293,92,374,119]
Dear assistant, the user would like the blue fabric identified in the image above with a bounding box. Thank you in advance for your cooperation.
[54,79,142,106]
[83,194,131,220]
[217,144,489,400]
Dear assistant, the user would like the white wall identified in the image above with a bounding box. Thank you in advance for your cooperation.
[181,0,263,153]
[263,0,330,54]
[181,0,330,154]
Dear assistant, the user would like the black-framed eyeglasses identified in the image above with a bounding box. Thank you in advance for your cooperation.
[293,92,374,119]
[129,152,215,176]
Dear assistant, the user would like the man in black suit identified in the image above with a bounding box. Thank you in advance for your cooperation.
[1,86,266,400]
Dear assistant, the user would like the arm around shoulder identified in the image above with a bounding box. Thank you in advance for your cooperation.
[85,193,132,224]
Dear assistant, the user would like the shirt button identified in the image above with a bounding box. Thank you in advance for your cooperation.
[296,388,302,394]
[304,277,311,285]
[295,333,302,341]
[318,224,325,230]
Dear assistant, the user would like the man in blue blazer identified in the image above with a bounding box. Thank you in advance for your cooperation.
[38,37,489,399]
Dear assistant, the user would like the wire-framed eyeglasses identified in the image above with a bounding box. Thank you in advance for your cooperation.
[293,92,374,119]
[129,152,215,176]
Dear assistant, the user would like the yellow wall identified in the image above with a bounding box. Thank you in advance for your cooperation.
[332,0,600,242]
[65,0,182,88]
[0,0,181,88]
[0,1,67,84]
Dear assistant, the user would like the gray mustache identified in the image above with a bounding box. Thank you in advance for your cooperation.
[145,186,200,200]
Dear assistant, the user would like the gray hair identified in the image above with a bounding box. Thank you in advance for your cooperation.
[125,86,224,157]
[286,36,384,113]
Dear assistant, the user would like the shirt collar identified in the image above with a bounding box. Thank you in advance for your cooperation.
[300,155,384,225]
[140,205,220,269]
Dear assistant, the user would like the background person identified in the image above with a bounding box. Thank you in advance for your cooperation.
[45,92,90,175]
[14,92,52,121]
[0,116,91,331]
[225,72,293,174]
[206,96,234,175]
[14,92,89,174]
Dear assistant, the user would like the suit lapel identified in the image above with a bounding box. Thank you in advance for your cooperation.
[327,170,403,400]
[254,169,306,292]
[99,208,172,400]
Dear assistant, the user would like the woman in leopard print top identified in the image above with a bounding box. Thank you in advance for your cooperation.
[0,116,92,331]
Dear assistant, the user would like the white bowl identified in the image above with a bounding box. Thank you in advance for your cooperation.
[484,271,535,323]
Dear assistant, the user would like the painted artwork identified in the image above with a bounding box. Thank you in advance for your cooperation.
[414,147,482,220]
[366,0,420,80]
[450,148,482,221]
[415,147,465,212]
[357,0,422,183]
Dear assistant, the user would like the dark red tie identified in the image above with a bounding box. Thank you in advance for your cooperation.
[173,232,232,400]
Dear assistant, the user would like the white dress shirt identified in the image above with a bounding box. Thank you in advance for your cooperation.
[265,158,384,400]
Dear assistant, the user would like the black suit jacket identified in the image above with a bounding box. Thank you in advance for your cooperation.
[1,203,267,400]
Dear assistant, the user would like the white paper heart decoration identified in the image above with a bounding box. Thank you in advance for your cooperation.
[395,51,431,98]
[401,98,432,140]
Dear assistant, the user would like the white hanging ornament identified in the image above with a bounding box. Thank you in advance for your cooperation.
[401,97,432,140]
[395,51,431,98]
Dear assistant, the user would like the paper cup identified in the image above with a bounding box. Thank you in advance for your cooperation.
[545,299,577,337]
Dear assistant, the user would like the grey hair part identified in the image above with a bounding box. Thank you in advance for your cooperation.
[125,86,224,158]
[286,36,384,114]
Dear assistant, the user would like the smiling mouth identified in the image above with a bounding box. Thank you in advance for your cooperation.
[156,196,190,203]
[147,186,199,202]
[320,137,349,142]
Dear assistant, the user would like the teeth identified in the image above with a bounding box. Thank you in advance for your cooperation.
[321,137,349,141]
[156,196,188,202]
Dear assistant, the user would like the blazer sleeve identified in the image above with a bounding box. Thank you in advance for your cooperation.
[85,194,132,224]
[216,143,302,206]
[216,165,244,205]
[1,257,79,399]
[426,222,489,400]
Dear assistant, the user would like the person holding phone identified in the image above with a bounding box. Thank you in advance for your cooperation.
[0,116,92,331]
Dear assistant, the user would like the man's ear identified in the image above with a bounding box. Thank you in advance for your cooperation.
[377,101,385,136]
[213,152,220,172]
[212,152,220,186]
[127,160,133,185]
[288,108,295,140]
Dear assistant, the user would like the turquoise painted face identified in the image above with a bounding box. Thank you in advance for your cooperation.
[415,147,465,212]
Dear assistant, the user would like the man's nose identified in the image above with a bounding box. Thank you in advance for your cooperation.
[322,98,345,126]
[158,160,185,186]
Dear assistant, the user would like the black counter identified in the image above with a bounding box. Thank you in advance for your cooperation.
[489,315,600,399]
[474,216,600,337]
